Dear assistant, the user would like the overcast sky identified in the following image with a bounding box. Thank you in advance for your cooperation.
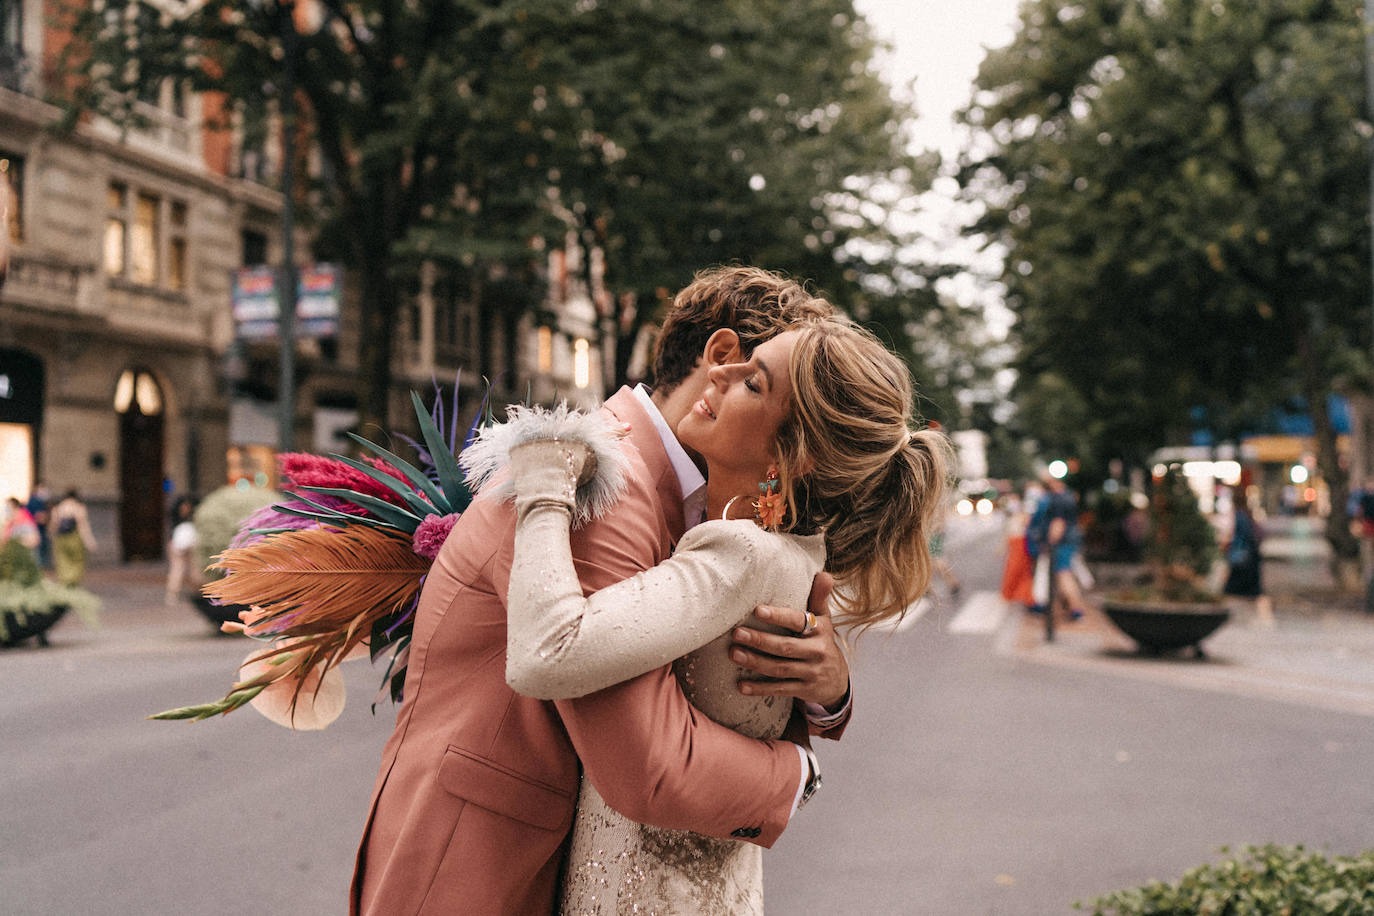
[849,0,1026,383]
[853,0,1024,156]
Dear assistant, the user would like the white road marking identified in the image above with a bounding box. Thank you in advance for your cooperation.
[947,590,1012,635]
[871,596,933,633]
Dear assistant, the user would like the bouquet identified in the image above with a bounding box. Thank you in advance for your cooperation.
[151,388,484,729]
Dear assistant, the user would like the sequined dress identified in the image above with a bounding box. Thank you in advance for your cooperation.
[504,440,826,915]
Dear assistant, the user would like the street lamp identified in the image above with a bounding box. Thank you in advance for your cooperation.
[276,0,299,454]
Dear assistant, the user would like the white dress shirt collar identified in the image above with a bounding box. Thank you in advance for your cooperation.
[632,384,707,526]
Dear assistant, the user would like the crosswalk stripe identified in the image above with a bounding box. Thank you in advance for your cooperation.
[870,596,933,633]
[947,590,1011,635]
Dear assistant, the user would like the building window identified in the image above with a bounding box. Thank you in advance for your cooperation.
[105,182,188,291]
[241,229,268,266]
[573,338,590,389]
[0,1,23,94]
[537,326,553,373]
[0,153,22,244]
[1,1,20,48]
[168,200,187,291]
[131,192,159,285]
[114,369,163,416]
[104,183,127,276]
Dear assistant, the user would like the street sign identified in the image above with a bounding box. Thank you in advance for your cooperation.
[231,265,279,341]
[296,263,341,338]
[231,263,341,341]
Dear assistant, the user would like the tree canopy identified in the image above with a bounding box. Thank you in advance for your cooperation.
[960,0,1370,556]
[63,0,943,430]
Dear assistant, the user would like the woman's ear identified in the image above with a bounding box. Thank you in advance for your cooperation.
[702,328,742,368]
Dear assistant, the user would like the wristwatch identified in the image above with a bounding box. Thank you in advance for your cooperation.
[798,745,823,809]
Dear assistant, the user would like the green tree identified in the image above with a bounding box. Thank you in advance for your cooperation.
[62,0,562,429]
[960,0,1369,567]
[515,0,941,388]
[64,0,944,424]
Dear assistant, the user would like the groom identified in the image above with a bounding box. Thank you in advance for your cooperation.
[352,267,852,915]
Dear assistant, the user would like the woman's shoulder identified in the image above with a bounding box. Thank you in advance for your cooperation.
[678,520,825,569]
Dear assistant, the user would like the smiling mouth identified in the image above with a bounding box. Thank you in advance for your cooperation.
[697,399,717,420]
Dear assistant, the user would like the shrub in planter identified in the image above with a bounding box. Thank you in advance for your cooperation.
[0,537,100,646]
[1077,844,1374,915]
[1103,466,1227,655]
[188,484,282,625]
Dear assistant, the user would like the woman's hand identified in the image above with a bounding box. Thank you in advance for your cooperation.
[730,572,851,710]
[507,439,594,516]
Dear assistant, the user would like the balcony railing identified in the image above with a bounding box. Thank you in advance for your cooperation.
[1,250,91,313]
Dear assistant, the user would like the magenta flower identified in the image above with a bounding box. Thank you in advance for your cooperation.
[412,512,460,560]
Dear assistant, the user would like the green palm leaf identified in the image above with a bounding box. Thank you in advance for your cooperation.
[345,432,453,514]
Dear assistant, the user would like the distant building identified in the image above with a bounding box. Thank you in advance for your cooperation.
[0,0,283,561]
[0,1,609,562]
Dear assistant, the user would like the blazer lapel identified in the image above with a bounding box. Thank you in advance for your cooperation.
[602,387,687,543]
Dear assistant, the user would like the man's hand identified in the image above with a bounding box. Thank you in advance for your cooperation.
[730,572,850,709]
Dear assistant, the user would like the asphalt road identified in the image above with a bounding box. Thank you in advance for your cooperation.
[2,515,1371,915]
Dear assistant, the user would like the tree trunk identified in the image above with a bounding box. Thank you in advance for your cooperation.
[1297,330,1359,584]
[501,294,522,404]
[356,243,398,440]
[473,270,500,400]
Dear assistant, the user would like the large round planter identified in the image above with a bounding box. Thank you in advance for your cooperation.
[1102,599,1230,657]
[0,604,70,648]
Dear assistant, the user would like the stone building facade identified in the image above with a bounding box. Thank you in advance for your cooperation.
[0,0,610,563]
[0,0,283,562]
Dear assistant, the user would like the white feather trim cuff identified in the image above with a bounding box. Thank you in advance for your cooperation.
[458,403,632,526]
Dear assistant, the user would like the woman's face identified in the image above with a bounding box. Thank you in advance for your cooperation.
[677,330,798,479]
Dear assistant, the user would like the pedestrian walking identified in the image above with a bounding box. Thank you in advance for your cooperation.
[999,491,1035,607]
[165,495,199,605]
[930,506,963,598]
[50,490,97,586]
[26,482,52,568]
[2,496,40,555]
[1223,490,1272,624]
[1027,471,1086,622]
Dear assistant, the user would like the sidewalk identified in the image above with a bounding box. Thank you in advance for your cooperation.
[44,560,220,646]
[1010,520,1374,718]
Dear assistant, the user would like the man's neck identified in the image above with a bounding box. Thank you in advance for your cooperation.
[649,383,707,475]
[649,386,689,432]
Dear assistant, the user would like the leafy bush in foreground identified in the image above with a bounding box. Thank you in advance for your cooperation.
[1078,845,1374,915]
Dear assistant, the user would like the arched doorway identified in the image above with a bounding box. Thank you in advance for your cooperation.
[0,347,44,502]
[115,368,165,561]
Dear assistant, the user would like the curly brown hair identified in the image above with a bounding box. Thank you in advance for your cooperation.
[650,267,833,394]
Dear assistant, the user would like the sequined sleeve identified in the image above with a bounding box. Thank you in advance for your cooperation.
[507,496,815,700]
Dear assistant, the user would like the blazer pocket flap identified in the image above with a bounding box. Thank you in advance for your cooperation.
[437,747,574,832]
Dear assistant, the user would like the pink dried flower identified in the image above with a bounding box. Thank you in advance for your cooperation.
[412,512,460,561]
[279,453,418,508]
[229,495,358,550]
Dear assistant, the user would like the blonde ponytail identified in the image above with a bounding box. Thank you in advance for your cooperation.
[776,322,955,635]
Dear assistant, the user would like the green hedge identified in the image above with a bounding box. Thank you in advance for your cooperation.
[1078,845,1374,915]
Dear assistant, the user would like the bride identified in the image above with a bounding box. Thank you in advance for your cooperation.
[469,319,952,914]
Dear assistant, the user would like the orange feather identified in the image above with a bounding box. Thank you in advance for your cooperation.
[201,525,430,715]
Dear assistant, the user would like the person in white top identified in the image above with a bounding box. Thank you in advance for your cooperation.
[165,495,198,605]
[478,319,953,915]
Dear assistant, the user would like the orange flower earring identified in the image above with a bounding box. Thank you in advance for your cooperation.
[753,465,786,530]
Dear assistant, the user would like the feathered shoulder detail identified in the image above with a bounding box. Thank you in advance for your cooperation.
[458,403,633,526]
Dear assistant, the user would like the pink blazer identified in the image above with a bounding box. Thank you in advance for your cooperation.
[351,388,806,915]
